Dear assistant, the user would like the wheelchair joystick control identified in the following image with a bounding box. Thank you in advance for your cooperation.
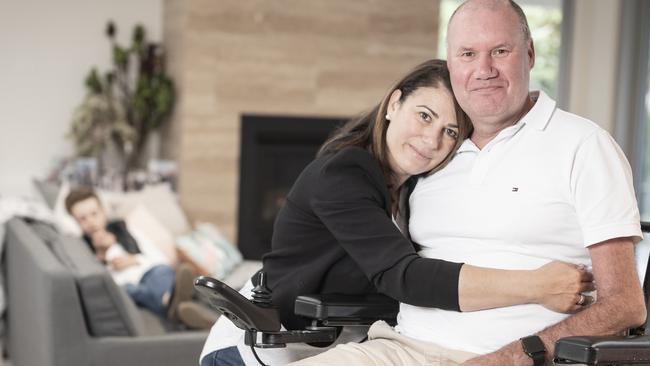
[252,271,273,307]
[195,273,342,357]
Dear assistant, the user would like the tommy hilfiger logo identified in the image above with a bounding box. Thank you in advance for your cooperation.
[512,187,519,192]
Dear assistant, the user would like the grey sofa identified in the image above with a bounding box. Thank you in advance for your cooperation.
[5,217,208,366]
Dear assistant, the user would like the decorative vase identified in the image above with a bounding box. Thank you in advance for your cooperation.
[98,137,127,190]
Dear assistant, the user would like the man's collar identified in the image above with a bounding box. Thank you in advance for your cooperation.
[522,90,556,131]
[456,90,557,153]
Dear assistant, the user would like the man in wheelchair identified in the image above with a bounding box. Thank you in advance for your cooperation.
[199,1,647,365]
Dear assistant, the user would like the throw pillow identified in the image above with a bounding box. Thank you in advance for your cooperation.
[176,223,242,280]
[52,181,84,237]
[124,204,178,267]
[112,183,191,236]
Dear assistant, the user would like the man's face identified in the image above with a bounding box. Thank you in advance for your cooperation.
[70,197,107,237]
[446,2,534,126]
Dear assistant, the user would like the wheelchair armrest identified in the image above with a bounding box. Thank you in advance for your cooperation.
[554,335,650,365]
[295,293,399,326]
[194,276,281,332]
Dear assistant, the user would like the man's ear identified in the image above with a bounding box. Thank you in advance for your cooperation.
[388,89,402,115]
[527,39,535,70]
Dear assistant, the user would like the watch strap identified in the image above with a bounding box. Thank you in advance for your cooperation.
[520,335,546,366]
[530,351,545,366]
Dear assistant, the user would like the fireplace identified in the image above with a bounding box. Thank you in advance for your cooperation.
[237,115,346,259]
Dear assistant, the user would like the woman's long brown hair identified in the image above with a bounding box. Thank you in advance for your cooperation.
[318,59,472,214]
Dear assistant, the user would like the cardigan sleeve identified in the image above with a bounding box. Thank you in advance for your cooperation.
[310,147,462,311]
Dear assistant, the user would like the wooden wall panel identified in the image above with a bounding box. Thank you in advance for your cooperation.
[163,0,440,242]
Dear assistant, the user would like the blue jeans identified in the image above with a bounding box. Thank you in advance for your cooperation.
[201,346,245,366]
[125,264,175,318]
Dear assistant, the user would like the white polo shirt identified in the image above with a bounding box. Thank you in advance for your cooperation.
[396,91,641,354]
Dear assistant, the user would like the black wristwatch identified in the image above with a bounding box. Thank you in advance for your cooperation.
[520,335,546,366]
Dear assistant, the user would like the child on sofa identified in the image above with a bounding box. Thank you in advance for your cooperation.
[65,187,216,329]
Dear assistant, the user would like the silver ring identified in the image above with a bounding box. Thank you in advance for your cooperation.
[576,294,586,306]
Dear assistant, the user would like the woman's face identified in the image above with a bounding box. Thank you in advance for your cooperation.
[385,86,460,185]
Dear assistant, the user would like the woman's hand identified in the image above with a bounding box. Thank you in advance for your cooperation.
[532,261,595,313]
[459,261,595,312]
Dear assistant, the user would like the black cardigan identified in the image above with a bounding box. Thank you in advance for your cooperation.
[262,146,462,330]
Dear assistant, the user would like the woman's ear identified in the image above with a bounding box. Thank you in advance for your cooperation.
[387,89,402,116]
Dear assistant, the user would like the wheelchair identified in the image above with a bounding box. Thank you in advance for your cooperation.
[195,222,650,366]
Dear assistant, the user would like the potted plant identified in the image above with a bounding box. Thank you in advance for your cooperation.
[68,21,175,188]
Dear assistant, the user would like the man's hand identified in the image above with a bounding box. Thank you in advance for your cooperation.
[109,254,139,270]
[460,342,532,366]
[461,353,516,366]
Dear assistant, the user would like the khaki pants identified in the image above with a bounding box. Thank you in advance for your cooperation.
[289,321,478,366]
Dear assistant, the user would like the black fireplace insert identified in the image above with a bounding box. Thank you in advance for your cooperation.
[237,114,346,259]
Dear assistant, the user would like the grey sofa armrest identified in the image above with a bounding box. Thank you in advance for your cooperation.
[89,332,208,366]
[5,218,209,366]
[6,219,90,366]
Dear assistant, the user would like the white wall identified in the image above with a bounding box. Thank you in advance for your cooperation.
[566,0,621,133]
[0,0,161,198]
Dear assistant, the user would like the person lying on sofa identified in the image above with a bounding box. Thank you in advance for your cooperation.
[65,187,216,329]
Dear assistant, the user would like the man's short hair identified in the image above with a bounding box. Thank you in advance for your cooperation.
[65,187,100,215]
[449,0,532,42]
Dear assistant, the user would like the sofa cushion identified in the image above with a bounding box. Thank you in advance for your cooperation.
[29,221,146,337]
